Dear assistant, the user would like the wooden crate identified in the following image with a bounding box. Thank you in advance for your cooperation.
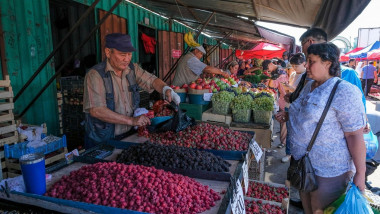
[230,120,273,149]
[5,147,68,177]
[0,141,18,180]
[0,75,18,147]
[201,108,232,126]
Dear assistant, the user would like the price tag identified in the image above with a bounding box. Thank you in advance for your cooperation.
[242,160,249,194]
[203,93,213,101]
[232,83,239,88]
[250,139,263,163]
[231,180,246,214]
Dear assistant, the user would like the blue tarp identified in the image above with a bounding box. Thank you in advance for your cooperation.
[350,41,380,58]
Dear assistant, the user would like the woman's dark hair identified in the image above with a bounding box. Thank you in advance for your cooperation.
[307,42,341,77]
[289,53,306,65]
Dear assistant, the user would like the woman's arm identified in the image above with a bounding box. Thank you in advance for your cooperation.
[345,128,366,191]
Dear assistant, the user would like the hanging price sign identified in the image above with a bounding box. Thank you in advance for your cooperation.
[231,180,246,214]
[250,139,263,163]
[242,160,249,194]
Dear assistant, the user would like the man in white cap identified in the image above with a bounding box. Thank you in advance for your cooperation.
[172,45,229,87]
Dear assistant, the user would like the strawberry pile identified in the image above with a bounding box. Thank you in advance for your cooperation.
[245,199,285,214]
[138,123,252,151]
[46,162,221,213]
[246,181,289,203]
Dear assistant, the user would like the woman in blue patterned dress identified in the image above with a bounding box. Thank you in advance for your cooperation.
[283,43,367,213]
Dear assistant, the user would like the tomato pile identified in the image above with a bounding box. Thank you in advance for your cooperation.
[246,181,289,203]
[138,123,252,151]
[45,162,221,213]
[245,199,285,214]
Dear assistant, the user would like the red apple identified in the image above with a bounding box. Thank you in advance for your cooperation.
[189,83,197,89]
[204,85,211,89]
[174,86,180,90]
[196,85,203,90]
[182,84,188,89]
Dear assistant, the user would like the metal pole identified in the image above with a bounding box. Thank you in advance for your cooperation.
[14,0,102,102]
[163,12,215,82]
[16,0,123,119]
[204,32,233,59]
[216,49,235,68]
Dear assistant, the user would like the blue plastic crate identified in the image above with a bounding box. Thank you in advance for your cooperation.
[4,135,67,159]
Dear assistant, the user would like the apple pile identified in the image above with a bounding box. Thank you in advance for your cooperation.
[246,181,289,203]
[138,123,252,151]
[170,84,188,92]
[245,199,285,214]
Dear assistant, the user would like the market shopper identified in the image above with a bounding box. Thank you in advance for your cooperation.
[84,33,181,149]
[288,43,366,213]
[224,60,239,75]
[361,61,378,96]
[277,53,306,163]
[172,46,229,87]
[348,58,356,69]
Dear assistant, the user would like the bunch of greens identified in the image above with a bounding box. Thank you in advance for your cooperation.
[251,97,274,111]
[211,91,235,103]
[230,94,253,110]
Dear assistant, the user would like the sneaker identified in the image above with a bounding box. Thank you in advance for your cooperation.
[277,144,285,148]
[281,155,291,163]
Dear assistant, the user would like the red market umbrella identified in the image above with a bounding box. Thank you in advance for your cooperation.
[236,43,285,60]
[367,48,380,60]
[339,47,364,62]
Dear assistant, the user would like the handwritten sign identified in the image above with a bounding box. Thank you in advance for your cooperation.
[231,180,246,214]
[250,139,263,163]
[172,49,182,58]
[203,93,213,101]
[242,160,249,194]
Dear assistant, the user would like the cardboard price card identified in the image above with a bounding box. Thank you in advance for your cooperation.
[250,139,263,163]
[203,93,213,101]
[231,180,246,214]
[242,160,249,194]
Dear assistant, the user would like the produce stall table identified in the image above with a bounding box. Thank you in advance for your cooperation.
[230,120,273,149]
[0,138,245,214]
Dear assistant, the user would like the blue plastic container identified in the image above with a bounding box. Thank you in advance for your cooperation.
[4,135,66,159]
[188,94,210,105]
[20,153,46,195]
[177,92,187,103]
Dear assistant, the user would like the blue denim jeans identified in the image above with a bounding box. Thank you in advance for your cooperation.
[285,121,291,155]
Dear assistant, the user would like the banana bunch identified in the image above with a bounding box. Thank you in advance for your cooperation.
[184,31,200,47]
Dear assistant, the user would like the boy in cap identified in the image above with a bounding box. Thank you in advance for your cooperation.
[84,33,180,149]
[172,45,229,87]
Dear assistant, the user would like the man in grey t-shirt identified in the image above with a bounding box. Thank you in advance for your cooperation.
[172,46,229,87]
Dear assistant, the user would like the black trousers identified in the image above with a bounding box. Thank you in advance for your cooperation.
[361,78,374,96]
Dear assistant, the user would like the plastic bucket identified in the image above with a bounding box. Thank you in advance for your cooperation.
[177,92,187,103]
[188,94,210,105]
[20,153,46,195]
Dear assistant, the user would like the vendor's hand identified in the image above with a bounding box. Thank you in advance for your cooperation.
[132,115,151,127]
[284,93,291,103]
[165,88,173,103]
[275,111,288,123]
[363,122,371,134]
[353,172,366,192]
[221,72,229,78]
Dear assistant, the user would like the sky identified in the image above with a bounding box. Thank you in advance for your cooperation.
[256,0,380,49]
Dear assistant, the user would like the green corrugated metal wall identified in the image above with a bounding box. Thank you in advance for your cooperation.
[74,0,221,62]
[0,0,59,135]
[0,0,229,137]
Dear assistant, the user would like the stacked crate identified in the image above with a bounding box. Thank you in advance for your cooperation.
[57,92,63,135]
[0,76,18,180]
[60,76,84,151]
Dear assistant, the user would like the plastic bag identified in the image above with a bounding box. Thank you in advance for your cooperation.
[334,183,374,214]
[147,102,195,133]
[364,130,379,160]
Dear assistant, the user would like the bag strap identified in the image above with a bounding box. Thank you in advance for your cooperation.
[306,79,342,152]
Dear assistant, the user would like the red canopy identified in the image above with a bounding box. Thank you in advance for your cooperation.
[367,49,380,60]
[236,43,285,60]
[339,47,364,62]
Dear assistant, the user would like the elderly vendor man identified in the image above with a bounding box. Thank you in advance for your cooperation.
[84,33,180,149]
[172,45,229,87]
